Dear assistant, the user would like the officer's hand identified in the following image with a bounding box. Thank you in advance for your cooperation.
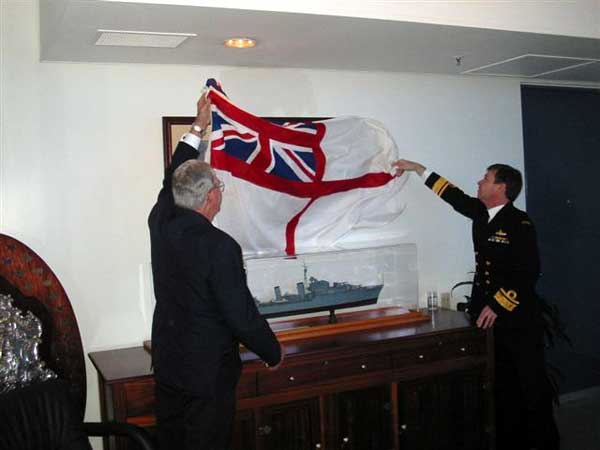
[476,306,497,329]
[391,159,426,177]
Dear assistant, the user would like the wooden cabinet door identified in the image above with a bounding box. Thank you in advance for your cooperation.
[256,397,323,450]
[232,409,256,450]
[396,377,438,450]
[332,385,393,450]
[396,369,489,450]
[435,369,488,450]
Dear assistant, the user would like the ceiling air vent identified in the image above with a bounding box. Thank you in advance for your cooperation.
[462,54,599,79]
[95,30,196,48]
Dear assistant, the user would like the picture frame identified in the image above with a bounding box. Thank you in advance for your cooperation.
[162,116,328,168]
[162,116,197,168]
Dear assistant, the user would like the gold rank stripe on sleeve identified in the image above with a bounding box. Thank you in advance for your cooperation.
[431,177,451,197]
[438,181,452,196]
[494,288,519,312]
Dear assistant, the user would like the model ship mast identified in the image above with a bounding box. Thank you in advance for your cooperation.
[303,261,308,287]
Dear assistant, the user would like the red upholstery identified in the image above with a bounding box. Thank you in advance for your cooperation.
[0,234,86,419]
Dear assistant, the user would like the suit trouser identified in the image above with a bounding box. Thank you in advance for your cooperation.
[155,381,236,450]
[494,326,559,450]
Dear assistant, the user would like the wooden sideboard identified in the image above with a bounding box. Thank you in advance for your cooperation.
[89,309,494,450]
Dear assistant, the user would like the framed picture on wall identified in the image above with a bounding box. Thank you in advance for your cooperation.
[162,116,328,168]
[162,116,198,168]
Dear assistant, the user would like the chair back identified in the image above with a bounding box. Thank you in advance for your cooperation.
[0,233,86,419]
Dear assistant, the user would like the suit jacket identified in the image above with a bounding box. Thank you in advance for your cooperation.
[425,172,541,328]
[148,141,281,394]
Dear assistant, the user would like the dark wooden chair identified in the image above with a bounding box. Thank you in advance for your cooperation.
[0,233,154,450]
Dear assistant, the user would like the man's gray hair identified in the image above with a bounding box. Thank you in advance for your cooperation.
[172,160,216,210]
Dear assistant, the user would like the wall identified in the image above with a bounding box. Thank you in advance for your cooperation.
[1,0,525,434]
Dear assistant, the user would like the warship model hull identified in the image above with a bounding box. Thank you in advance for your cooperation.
[257,273,383,319]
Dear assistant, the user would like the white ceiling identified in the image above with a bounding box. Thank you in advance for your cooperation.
[40,0,600,83]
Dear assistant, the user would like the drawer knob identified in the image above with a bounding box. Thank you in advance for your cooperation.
[360,364,367,369]
[258,425,272,435]
[289,376,295,381]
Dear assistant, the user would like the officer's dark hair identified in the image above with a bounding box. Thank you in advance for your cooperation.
[487,164,522,201]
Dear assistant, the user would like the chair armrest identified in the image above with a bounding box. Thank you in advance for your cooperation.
[82,421,155,450]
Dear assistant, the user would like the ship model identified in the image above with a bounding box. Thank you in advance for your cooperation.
[257,264,383,321]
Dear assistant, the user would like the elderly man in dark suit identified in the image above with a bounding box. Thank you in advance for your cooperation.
[149,92,283,450]
[393,159,559,450]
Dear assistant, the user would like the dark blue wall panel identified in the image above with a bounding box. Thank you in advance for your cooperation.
[521,85,600,393]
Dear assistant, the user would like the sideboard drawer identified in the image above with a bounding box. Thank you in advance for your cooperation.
[392,336,443,367]
[257,352,391,395]
[324,352,391,380]
[122,372,256,418]
[124,379,155,417]
[257,359,328,394]
[441,330,486,359]
[392,331,486,369]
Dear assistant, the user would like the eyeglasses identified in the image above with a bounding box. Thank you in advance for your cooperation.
[214,180,225,192]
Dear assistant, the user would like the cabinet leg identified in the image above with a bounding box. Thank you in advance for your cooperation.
[390,383,400,450]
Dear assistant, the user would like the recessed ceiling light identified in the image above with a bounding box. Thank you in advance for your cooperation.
[224,37,257,49]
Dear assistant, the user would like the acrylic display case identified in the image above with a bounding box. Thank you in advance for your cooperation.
[245,243,418,320]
